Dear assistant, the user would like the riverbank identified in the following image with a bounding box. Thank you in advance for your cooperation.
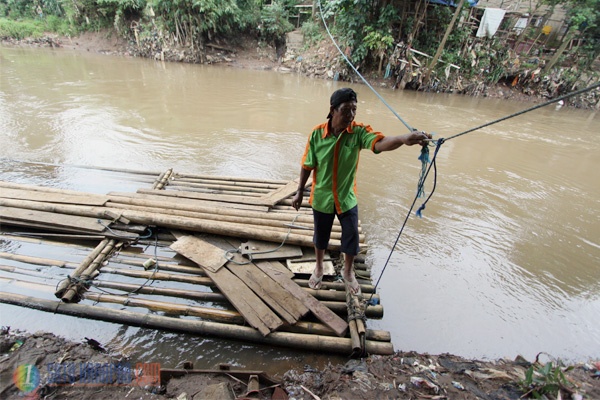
[2,329,599,399]
[3,30,597,109]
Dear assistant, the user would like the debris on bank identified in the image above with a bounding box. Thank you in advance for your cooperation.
[1,329,599,399]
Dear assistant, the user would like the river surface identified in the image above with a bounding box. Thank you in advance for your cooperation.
[1,46,599,371]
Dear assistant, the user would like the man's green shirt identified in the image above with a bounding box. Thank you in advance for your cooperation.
[301,121,384,214]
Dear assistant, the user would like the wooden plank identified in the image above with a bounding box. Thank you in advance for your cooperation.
[203,267,283,336]
[0,218,100,235]
[255,261,348,337]
[239,240,303,261]
[256,260,294,279]
[137,188,275,207]
[227,263,309,324]
[170,234,283,336]
[0,207,107,232]
[286,248,335,275]
[258,179,300,207]
[0,187,108,206]
[170,235,228,273]
[0,218,134,240]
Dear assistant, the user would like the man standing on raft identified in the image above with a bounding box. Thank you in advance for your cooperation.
[292,88,431,294]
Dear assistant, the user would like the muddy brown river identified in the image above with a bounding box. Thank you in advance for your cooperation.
[0,46,598,371]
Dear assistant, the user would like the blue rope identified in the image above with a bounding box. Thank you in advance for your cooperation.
[368,140,442,305]
[416,139,443,218]
[416,145,430,198]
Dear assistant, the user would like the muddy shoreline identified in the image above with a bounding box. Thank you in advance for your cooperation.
[2,329,599,399]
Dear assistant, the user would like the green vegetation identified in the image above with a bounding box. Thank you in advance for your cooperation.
[519,360,574,398]
[0,18,44,39]
[300,19,322,48]
[0,0,597,97]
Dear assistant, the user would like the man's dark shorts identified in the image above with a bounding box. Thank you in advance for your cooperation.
[313,205,359,255]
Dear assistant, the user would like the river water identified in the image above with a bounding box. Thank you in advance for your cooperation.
[1,46,599,370]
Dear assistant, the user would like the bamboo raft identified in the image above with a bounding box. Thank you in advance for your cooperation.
[0,166,392,356]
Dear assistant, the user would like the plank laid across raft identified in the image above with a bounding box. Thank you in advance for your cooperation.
[0,169,390,356]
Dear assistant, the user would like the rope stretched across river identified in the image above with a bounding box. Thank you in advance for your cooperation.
[316,0,600,302]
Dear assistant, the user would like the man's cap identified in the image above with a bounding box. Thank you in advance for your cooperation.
[327,88,357,118]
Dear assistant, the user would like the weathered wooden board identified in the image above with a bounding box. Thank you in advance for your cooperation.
[203,266,283,336]
[227,262,309,324]
[286,247,335,275]
[0,187,108,206]
[170,235,228,272]
[0,207,107,232]
[255,261,348,337]
[255,260,294,279]
[0,218,133,239]
[239,239,303,261]
[258,179,300,207]
[170,234,283,336]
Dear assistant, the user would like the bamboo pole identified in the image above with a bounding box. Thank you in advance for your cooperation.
[92,280,225,301]
[2,256,378,309]
[83,292,244,324]
[116,209,342,249]
[54,239,110,297]
[107,202,346,233]
[303,288,378,303]
[100,267,215,286]
[109,257,207,276]
[166,186,266,197]
[346,289,367,357]
[152,168,173,190]
[168,181,273,193]
[0,251,70,268]
[136,188,274,208]
[173,173,289,185]
[349,320,361,354]
[172,176,283,190]
[321,302,383,319]
[0,232,105,241]
[0,292,395,355]
[1,275,390,341]
[94,275,381,307]
[0,198,339,248]
[0,264,53,279]
[283,321,390,342]
[107,193,319,224]
[0,249,376,302]
[295,279,374,293]
[61,240,117,303]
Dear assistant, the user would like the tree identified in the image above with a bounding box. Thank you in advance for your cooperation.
[543,0,599,74]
